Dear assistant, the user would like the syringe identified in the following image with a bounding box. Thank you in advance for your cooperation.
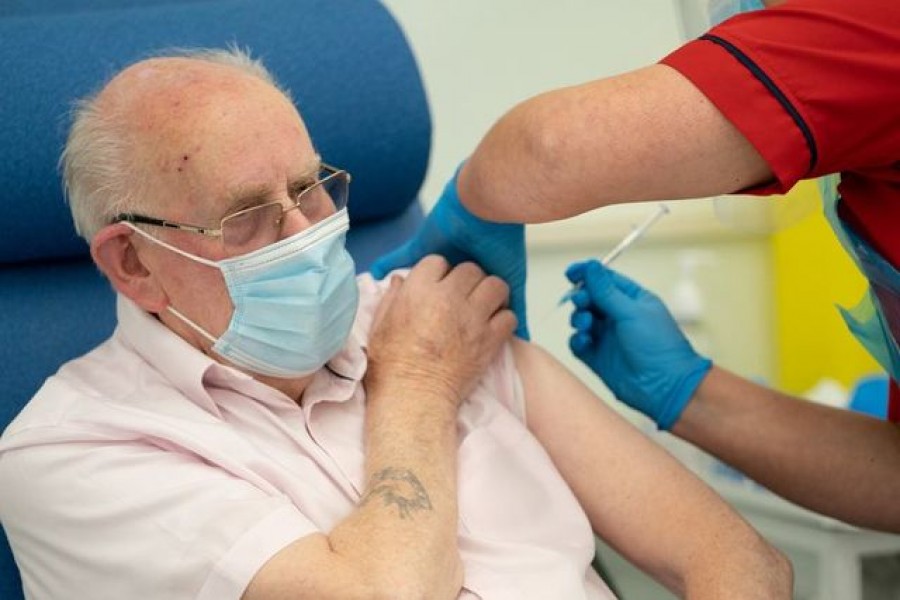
[558,203,670,305]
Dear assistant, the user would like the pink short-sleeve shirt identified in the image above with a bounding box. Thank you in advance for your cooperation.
[0,273,614,600]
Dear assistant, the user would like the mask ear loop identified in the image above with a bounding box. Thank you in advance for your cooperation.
[122,222,221,345]
[166,305,219,345]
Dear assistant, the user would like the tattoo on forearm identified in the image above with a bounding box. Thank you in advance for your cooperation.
[362,467,433,519]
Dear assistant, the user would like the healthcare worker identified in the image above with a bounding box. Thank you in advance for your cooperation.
[372,0,900,533]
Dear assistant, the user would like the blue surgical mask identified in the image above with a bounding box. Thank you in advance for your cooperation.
[127,210,359,378]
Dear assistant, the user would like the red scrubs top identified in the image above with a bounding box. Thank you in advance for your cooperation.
[660,0,900,421]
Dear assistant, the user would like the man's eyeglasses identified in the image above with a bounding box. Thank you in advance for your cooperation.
[115,163,350,257]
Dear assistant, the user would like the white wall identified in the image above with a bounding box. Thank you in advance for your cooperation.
[381,0,686,208]
[380,0,776,395]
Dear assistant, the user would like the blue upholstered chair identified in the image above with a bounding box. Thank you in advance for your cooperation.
[0,1,430,596]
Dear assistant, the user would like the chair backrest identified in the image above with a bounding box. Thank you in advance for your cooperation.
[0,1,431,596]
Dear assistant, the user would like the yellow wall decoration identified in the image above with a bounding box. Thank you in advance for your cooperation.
[770,180,882,394]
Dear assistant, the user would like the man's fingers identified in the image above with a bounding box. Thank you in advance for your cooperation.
[489,307,518,342]
[443,261,489,297]
[405,254,452,285]
[468,274,510,315]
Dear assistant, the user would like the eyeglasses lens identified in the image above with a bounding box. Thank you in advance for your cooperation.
[221,170,349,256]
[222,203,283,255]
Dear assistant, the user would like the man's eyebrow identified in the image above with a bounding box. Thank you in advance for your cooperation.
[221,158,322,216]
[221,183,276,217]
[288,159,322,188]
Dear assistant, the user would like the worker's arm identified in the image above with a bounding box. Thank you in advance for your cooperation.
[511,339,793,599]
[369,64,767,336]
[370,3,776,332]
[458,64,771,224]
[243,258,516,600]
[676,367,900,532]
[458,0,790,223]
[568,259,900,533]
[371,65,754,333]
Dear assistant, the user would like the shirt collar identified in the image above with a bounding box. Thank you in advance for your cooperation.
[298,326,368,412]
[115,295,368,414]
[116,295,228,415]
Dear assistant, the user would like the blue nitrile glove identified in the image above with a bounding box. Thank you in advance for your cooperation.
[370,164,529,340]
[566,260,712,430]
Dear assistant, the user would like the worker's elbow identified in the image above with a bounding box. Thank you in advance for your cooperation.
[508,95,568,174]
[469,95,570,223]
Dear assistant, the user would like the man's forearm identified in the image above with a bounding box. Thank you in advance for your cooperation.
[512,340,792,599]
[675,366,900,532]
[328,381,461,598]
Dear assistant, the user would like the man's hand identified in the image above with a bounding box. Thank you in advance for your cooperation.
[246,257,516,600]
[566,260,712,430]
[366,255,518,406]
[273,257,516,600]
[370,165,530,340]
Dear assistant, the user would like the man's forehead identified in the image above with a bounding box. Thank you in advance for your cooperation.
[95,56,313,220]
[112,56,247,88]
[101,57,267,114]
[98,56,305,159]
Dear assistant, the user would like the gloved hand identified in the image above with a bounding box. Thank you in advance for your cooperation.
[566,260,712,429]
[370,164,529,340]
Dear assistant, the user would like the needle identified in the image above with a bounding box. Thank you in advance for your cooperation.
[558,203,670,306]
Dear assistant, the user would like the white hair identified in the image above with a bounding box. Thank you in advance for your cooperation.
[61,46,290,242]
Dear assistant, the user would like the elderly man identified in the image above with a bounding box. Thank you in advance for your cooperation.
[0,49,791,599]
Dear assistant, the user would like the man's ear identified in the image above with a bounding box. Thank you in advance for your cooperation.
[91,223,168,313]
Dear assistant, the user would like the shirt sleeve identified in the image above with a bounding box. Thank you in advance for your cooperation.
[0,436,317,600]
[490,343,527,424]
[356,272,527,422]
[661,0,900,194]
